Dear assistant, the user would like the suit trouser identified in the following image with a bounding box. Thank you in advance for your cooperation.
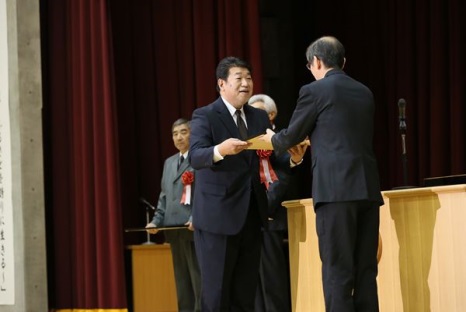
[255,229,291,312]
[168,236,202,312]
[315,201,380,312]
[194,204,262,312]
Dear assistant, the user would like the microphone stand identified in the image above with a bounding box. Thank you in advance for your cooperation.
[400,130,409,187]
[393,119,416,190]
[142,203,155,245]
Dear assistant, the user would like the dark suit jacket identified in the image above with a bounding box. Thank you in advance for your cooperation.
[272,69,383,206]
[188,97,271,235]
[265,153,295,231]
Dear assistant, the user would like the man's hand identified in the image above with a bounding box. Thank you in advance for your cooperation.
[217,138,251,156]
[185,221,195,231]
[145,223,159,234]
[260,128,275,143]
[288,138,310,163]
[287,137,310,164]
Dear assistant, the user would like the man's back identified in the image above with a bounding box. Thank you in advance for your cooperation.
[297,69,383,205]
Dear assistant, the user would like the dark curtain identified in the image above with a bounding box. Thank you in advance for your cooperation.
[108,0,264,244]
[382,0,466,186]
[42,0,127,310]
[291,0,466,189]
[42,0,263,309]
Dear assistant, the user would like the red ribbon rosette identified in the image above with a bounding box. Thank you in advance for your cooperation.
[180,171,194,205]
[256,150,278,190]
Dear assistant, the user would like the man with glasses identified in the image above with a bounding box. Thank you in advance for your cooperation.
[262,36,383,311]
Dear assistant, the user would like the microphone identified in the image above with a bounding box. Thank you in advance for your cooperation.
[139,197,155,210]
[398,98,407,131]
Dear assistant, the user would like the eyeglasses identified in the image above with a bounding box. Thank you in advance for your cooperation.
[306,61,312,70]
[306,57,320,70]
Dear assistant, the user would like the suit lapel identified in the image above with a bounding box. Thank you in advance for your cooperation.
[214,98,264,139]
[176,158,189,179]
[165,156,179,182]
[244,105,265,138]
[214,99,243,139]
[213,98,262,164]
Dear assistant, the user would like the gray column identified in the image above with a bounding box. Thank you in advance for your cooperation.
[5,0,48,311]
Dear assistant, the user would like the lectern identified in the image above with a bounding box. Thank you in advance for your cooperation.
[128,244,178,312]
[282,184,466,312]
[282,198,325,311]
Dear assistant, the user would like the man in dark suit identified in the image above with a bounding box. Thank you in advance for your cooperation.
[190,59,306,312]
[188,56,273,311]
[262,36,384,311]
[146,118,201,312]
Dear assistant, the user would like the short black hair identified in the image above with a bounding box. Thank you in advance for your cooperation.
[215,56,252,92]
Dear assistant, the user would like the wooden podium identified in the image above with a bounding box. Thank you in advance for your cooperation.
[128,244,178,312]
[282,184,466,312]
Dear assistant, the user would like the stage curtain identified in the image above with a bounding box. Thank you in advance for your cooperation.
[108,0,263,244]
[42,0,263,309]
[304,0,466,189]
[382,0,466,187]
[42,0,127,310]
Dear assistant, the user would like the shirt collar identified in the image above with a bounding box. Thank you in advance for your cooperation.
[221,96,244,117]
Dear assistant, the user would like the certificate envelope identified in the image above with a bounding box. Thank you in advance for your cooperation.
[246,134,273,150]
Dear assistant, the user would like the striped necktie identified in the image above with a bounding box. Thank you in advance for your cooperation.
[177,155,184,170]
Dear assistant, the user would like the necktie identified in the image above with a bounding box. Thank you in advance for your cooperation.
[235,110,248,140]
[178,155,184,170]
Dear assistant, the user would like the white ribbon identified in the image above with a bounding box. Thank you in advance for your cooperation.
[261,158,274,184]
[182,185,191,205]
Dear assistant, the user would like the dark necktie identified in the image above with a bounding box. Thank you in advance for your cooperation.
[177,155,184,170]
[235,110,248,140]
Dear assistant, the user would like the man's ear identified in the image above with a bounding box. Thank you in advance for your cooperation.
[268,111,277,122]
[342,57,346,70]
[217,78,224,91]
[315,56,322,70]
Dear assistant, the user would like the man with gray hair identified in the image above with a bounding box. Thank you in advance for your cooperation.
[249,94,304,312]
[261,36,383,311]
[249,94,278,130]
[146,118,201,312]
